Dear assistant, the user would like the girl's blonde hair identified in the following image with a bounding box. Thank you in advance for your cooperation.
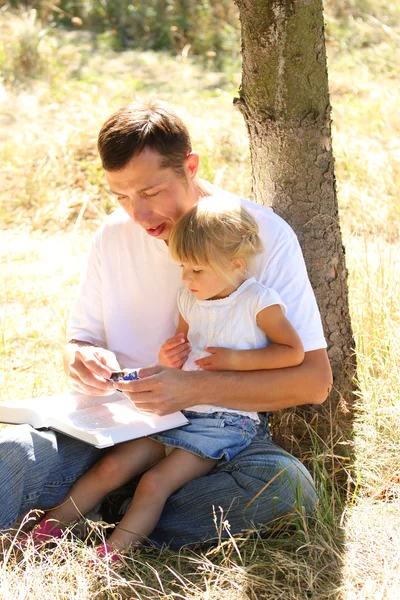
[169,196,263,274]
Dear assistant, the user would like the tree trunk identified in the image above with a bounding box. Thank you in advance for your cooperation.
[233,0,356,472]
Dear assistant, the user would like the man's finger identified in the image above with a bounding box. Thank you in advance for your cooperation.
[98,354,121,371]
[123,393,167,415]
[69,363,114,390]
[76,352,112,379]
[115,367,162,392]
[69,377,116,396]
[138,365,164,379]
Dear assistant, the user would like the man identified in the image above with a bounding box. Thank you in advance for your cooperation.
[0,100,332,549]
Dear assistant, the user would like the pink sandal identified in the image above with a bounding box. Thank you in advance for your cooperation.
[18,517,64,549]
[31,517,64,543]
[95,543,122,563]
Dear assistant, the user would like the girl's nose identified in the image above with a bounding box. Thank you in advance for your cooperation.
[181,269,191,282]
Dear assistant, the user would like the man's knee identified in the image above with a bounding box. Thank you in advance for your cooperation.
[150,441,317,549]
[0,424,38,466]
[217,442,317,517]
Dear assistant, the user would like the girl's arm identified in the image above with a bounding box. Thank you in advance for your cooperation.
[158,313,190,369]
[195,304,304,371]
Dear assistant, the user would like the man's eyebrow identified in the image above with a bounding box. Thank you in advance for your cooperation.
[108,184,162,195]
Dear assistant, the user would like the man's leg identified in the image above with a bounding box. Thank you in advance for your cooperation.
[0,424,105,529]
[149,419,317,549]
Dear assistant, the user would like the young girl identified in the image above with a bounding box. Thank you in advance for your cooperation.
[30,196,304,560]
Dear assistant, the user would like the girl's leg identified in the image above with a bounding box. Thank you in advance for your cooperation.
[107,449,217,550]
[42,437,166,527]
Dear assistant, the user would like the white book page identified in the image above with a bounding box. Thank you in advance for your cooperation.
[41,390,124,415]
[56,397,162,432]
[0,403,46,428]
[0,391,120,424]
[0,391,188,447]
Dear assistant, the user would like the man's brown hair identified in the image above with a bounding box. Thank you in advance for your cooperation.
[97,99,192,175]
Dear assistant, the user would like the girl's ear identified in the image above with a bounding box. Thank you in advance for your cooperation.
[231,258,246,272]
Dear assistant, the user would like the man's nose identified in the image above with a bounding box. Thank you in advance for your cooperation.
[132,197,152,223]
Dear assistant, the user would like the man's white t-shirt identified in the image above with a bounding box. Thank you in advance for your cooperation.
[67,195,327,368]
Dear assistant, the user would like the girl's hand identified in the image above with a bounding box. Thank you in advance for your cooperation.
[195,347,238,371]
[159,333,191,369]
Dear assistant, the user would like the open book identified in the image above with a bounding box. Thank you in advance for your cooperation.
[0,391,188,448]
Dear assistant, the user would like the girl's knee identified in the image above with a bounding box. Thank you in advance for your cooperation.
[91,452,125,483]
[135,469,167,499]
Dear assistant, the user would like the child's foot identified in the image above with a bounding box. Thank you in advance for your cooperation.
[31,518,64,544]
[95,543,122,563]
[18,517,64,551]
[32,518,63,542]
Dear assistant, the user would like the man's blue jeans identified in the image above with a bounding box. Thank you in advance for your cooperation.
[0,416,317,549]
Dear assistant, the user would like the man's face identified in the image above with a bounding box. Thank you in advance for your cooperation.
[105,149,198,241]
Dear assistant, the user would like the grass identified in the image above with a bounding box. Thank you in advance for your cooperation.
[2,506,345,599]
[1,2,400,598]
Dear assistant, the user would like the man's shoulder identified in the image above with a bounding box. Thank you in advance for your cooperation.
[241,198,295,240]
[94,208,140,243]
[215,188,296,241]
[98,208,133,230]
[242,278,279,302]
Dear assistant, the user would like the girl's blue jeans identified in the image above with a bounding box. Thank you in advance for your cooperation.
[0,415,317,549]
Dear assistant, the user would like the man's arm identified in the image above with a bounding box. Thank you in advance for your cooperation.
[64,340,121,396]
[115,348,332,415]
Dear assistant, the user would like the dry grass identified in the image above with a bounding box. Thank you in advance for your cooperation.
[342,502,400,599]
[1,510,344,600]
[1,3,400,599]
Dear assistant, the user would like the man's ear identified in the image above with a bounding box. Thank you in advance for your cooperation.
[185,151,199,180]
[231,258,246,272]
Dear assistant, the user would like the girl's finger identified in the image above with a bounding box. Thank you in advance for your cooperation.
[163,338,186,350]
[164,342,191,358]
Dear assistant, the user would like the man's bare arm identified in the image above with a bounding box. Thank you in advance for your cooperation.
[116,348,332,415]
[64,340,121,396]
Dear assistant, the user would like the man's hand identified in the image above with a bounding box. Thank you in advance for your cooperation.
[159,333,191,369]
[115,365,193,415]
[195,347,238,371]
[65,343,121,396]
[112,349,332,415]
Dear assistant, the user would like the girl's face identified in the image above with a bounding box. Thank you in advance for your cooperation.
[180,260,244,301]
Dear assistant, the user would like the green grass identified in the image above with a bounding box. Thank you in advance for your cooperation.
[1,2,400,598]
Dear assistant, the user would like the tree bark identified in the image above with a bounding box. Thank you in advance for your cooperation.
[233,0,356,471]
